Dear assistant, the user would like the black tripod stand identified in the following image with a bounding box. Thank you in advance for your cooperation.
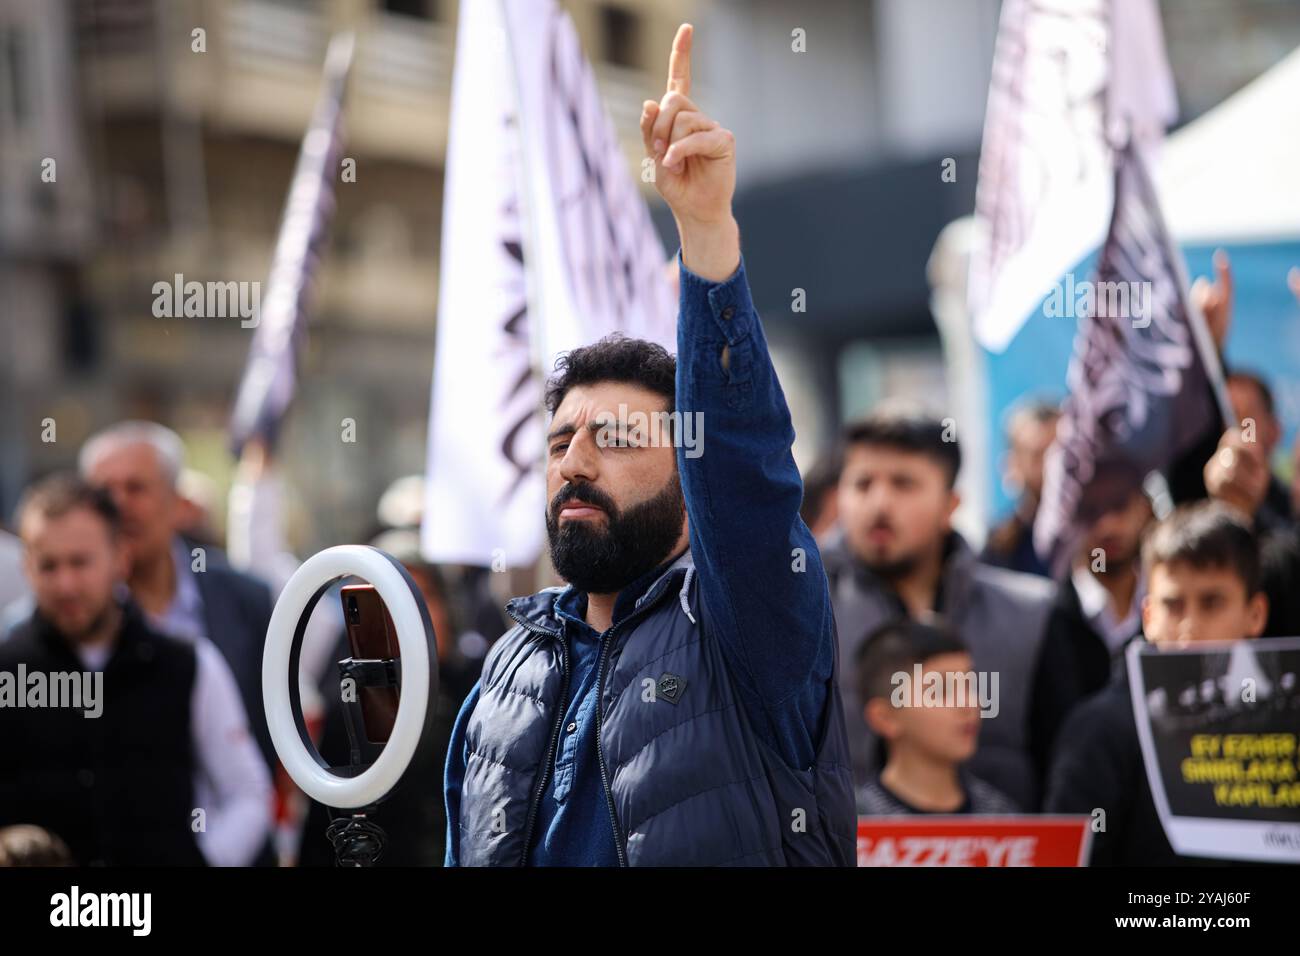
[325,655,401,867]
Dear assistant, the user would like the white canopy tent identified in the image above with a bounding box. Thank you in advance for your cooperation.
[1157,44,1300,244]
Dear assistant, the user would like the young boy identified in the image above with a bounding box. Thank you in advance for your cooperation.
[1044,501,1269,864]
[854,619,1019,815]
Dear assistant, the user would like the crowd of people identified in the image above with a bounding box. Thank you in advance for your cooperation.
[0,371,1292,867]
[812,399,1294,865]
[0,422,502,867]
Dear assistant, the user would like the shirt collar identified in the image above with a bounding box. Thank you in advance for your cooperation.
[171,538,203,608]
[1071,563,1110,620]
[1071,563,1144,653]
[552,548,692,635]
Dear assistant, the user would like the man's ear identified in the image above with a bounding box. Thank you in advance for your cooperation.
[865,697,900,742]
[946,489,962,523]
[1141,593,1155,639]
[1244,590,1269,639]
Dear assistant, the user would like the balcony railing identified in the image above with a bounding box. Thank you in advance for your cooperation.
[358,11,453,100]
[75,0,155,57]
[74,0,652,165]
[222,0,329,76]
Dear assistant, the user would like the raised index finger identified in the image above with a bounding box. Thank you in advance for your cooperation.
[667,23,692,96]
[1213,249,1233,301]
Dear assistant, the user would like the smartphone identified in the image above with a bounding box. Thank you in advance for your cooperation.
[340,584,400,744]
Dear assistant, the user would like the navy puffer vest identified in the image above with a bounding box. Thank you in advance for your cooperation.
[457,555,857,866]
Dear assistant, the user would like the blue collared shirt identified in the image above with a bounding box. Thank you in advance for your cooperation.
[444,255,835,865]
[523,557,685,867]
[150,537,208,643]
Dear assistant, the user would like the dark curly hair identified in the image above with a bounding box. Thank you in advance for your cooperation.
[543,334,677,415]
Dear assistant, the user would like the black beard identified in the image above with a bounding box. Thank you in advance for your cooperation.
[864,552,922,582]
[546,473,686,595]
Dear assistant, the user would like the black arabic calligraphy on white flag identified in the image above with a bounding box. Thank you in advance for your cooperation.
[422,0,674,566]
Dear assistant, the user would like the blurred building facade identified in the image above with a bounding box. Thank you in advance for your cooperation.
[0,0,688,548]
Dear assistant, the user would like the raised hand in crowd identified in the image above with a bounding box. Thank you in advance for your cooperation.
[1203,426,1272,520]
[1191,249,1233,352]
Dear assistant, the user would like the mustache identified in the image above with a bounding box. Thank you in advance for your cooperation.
[549,482,619,521]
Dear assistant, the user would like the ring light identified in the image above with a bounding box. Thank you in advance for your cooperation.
[262,545,435,809]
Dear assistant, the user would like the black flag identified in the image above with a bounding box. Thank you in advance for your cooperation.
[1034,141,1231,575]
[228,33,354,454]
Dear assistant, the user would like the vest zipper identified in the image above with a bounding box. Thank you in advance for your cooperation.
[593,625,626,867]
[594,583,680,868]
[507,609,570,866]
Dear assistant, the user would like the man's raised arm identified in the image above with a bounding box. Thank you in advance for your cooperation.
[640,25,834,770]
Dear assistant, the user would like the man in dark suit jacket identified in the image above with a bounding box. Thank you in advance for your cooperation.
[1029,463,1152,780]
[79,421,277,770]
[191,551,277,767]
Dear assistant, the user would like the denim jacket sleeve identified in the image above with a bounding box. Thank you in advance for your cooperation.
[675,252,835,770]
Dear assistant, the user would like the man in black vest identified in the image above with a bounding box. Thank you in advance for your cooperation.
[0,475,271,866]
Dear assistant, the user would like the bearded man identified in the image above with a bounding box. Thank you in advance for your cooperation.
[441,24,855,867]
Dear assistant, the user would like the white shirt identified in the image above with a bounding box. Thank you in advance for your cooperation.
[186,638,274,866]
[1071,564,1144,656]
[81,630,273,867]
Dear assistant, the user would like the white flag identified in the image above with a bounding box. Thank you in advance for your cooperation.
[422,0,540,567]
[502,0,676,365]
[967,0,1176,354]
[422,0,675,567]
